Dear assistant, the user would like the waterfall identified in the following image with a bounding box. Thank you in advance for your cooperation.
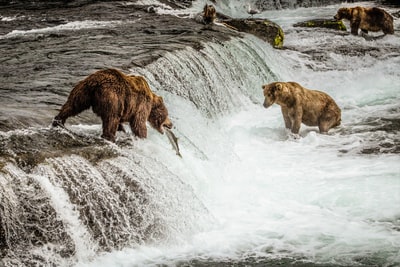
[0,35,279,266]
[207,0,346,17]
[131,36,279,118]
[0,132,213,266]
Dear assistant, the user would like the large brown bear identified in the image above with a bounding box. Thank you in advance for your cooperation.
[334,6,394,35]
[262,82,341,134]
[52,68,173,142]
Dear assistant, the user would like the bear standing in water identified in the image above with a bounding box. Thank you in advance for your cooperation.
[334,6,394,35]
[262,82,341,135]
[52,69,172,142]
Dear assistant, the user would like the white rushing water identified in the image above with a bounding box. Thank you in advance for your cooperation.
[0,20,126,40]
[69,2,400,266]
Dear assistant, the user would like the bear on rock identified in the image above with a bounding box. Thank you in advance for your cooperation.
[262,82,341,135]
[52,68,172,142]
[334,6,394,35]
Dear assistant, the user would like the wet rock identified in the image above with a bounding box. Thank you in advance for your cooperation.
[0,0,195,9]
[254,0,345,10]
[0,172,75,266]
[378,0,400,7]
[221,18,284,48]
[338,115,400,155]
[0,127,167,265]
[158,0,194,9]
[392,10,400,18]
[294,19,347,31]
[0,127,120,171]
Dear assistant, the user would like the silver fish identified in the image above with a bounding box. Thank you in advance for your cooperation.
[165,129,182,157]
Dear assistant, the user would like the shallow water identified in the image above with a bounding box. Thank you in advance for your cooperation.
[0,1,399,267]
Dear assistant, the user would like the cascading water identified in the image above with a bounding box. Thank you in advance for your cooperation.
[0,128,212,266]
[196,0,348,17]
[132,37,278,118]
[1,1,399,266]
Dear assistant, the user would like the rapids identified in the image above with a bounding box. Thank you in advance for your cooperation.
[0,0,399,266]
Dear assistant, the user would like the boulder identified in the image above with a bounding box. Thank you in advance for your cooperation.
[293,19,347,31]
[221,18,284,48]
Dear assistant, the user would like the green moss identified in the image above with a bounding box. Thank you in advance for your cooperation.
[306,21,315,27]
[337,20,347,31]
[261,19,284,48]
[294,19,347,31]
[274,27,284,49]
[323,20,347,31]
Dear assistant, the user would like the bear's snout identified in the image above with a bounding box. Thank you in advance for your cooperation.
[160,117,173,133]
[163,117,173,129]
[263,98,273,108]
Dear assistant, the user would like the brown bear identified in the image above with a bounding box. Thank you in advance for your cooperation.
[195,4,217,25]
[334,6,394,35]
[262,82,341,134]
[203,4,217,24]
[52,68,173,142]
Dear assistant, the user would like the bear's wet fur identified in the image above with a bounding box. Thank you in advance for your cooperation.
[334,6,394,35]
[203,4,216,24]
[262,82,341,134]
[52,68,172,142]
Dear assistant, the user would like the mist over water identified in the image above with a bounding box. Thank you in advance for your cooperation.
[1,1,399,266]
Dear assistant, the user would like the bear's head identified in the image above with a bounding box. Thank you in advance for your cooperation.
[262,82,284,108]
[334,7,351,21]
[149,95,173,134]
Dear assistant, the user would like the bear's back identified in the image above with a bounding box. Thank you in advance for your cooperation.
[126,75,155,101]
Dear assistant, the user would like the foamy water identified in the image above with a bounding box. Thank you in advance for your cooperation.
[72,2,400,266]
[0,20,124,39]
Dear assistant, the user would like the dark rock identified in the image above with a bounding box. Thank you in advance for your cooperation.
[378,0,400,7]
[392,11,400,18]
[221,18,284,48]
[294,19,347,31]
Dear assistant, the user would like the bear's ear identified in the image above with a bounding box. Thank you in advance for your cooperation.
[343,8,351,16]
[152,95,164,107]
[275,83,283,91]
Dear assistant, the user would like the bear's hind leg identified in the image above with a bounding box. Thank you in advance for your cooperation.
[52,105,82,127]
[319,118,339,134]
[318,121,331,134]
[383,26,394,34]
[101,116,120,142]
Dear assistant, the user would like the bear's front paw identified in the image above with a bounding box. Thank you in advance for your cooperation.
[52,118,63,128]
[288,132,301,140]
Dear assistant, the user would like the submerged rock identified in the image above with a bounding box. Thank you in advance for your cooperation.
[294,19,347,31]
[221,18,284,48]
